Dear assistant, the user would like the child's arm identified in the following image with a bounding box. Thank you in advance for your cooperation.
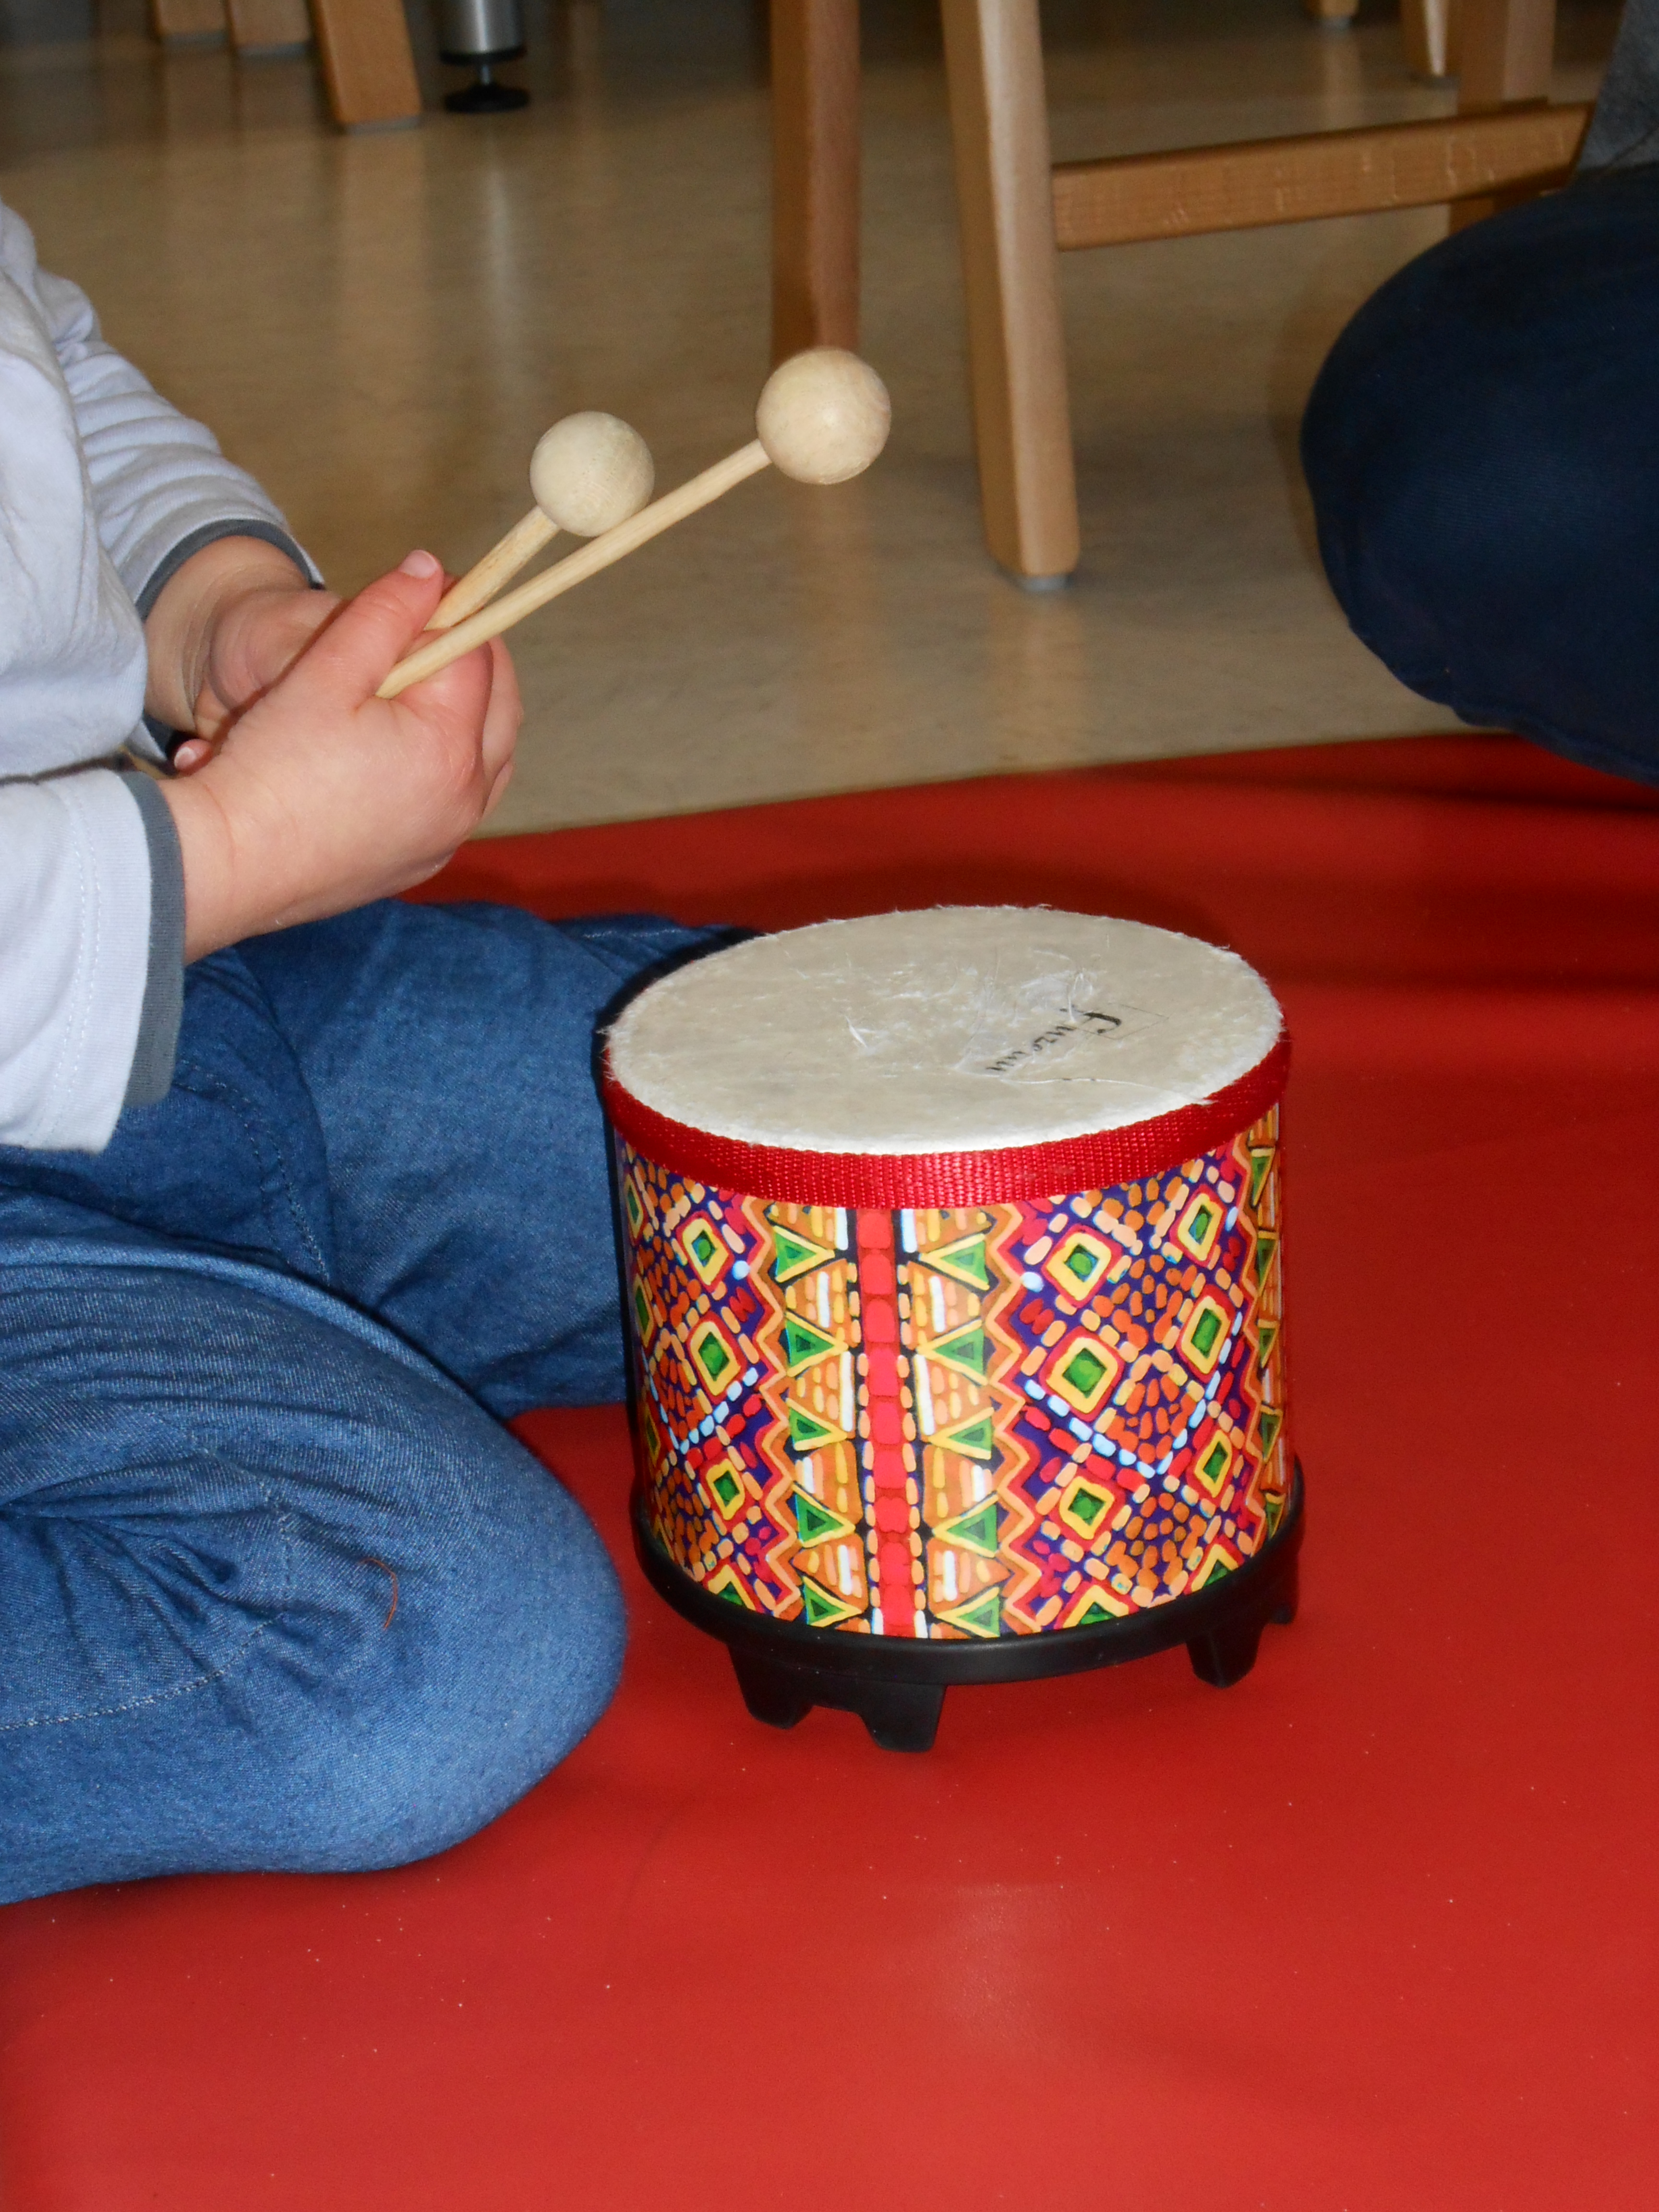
[19,205,318,588]
[1,199,334,783]
[0,553,513,1153]
[0,200,513,1154]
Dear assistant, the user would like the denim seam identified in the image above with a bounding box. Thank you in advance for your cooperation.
[170,1057,331,1280]
[221,953,344,1270]
[0,1471,299,1735]
[0,1246,458,1391]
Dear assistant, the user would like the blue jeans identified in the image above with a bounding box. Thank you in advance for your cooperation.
[1301,166,1659,786]
[0,901,708,1906]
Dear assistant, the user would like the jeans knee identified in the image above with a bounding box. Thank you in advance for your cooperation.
[289,1527,627,1873]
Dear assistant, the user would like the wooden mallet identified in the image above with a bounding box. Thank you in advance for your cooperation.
[428,410,655,631]
[380,349,890,698]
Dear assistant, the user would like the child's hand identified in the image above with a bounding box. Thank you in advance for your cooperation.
[160,551,521,961]
[172,577,342,769]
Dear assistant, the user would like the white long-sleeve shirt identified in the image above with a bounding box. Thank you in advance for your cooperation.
[0,195,312,1154]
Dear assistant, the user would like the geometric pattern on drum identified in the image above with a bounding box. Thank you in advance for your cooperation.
[618,1108,1287,1642]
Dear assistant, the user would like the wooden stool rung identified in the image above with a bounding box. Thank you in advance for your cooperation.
[1052,104,1591,252]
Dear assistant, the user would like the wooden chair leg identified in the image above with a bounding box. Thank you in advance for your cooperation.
[1402,0,1457,81]
[770,0,861,363]
[227,0,310,52]
[1302,0,1359,25]
[1454,0,1556,223]
[940,0,1079,584]
[309,0,421,129]
[1458,0,1554,101]
[150,0,227,40]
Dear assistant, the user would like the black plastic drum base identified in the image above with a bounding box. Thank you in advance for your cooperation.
[633,1470,1303,1753]
[730,1651,947,1752]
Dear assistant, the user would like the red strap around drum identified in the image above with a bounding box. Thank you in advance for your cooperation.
[601,1033,1290,1207]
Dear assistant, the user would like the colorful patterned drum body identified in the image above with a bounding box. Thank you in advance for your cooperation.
[603,908,1300,1750]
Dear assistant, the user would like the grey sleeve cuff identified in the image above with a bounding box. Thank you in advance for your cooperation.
[135,519,322,765]
[133,518,319,620]
[120,771,187,1109]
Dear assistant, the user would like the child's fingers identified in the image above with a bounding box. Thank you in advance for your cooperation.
[235,589,340,694]
[479,639,522,784]
[480,753,516,824]
[286,552,449,700]
[388,628,497,737]
[373,616,514,779]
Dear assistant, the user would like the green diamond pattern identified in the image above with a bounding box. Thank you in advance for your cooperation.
[1189,1307,1223,1360]
[1065,1483,1109,1532]
[696,1333,733,1384]
[1059,1345,1109,1398]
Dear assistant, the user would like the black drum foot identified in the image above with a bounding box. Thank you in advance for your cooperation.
[1187,1620,1265,1687]
[1186,1560,1298,1687]
[728,1652,946,1752]
[857,1681,946,1755]
[1268,1559,1300,1628]
[730,1651,813,1731]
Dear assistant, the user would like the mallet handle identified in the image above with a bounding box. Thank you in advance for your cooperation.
[379,440,771,699]
[431,508,558,630]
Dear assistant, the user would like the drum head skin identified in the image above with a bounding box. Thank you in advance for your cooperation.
[606,908,1283,1156]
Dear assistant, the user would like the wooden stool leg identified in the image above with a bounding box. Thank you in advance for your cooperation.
[940,0,1079,584]
[150,0,227,40]
[1402,0,1457,81]
[770,0,861,363]
[309,0,421,130]
[1460,0,1555,101]
[1455,0,1557,224]
[227,0,310,52]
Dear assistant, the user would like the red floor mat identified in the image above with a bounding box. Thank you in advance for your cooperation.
[2,737,1654,2210]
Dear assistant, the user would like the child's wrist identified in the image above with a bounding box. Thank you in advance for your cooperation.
[144,537,312,733]
[158,764,247,962]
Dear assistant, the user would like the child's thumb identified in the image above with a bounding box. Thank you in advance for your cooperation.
[289,552,446,698]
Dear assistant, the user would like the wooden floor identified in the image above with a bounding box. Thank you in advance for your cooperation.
[0,1,1620,833]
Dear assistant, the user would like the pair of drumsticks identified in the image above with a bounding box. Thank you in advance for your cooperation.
[378,348,891,700]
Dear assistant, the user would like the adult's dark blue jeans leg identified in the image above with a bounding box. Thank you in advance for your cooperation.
[1301,166,1659,785]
